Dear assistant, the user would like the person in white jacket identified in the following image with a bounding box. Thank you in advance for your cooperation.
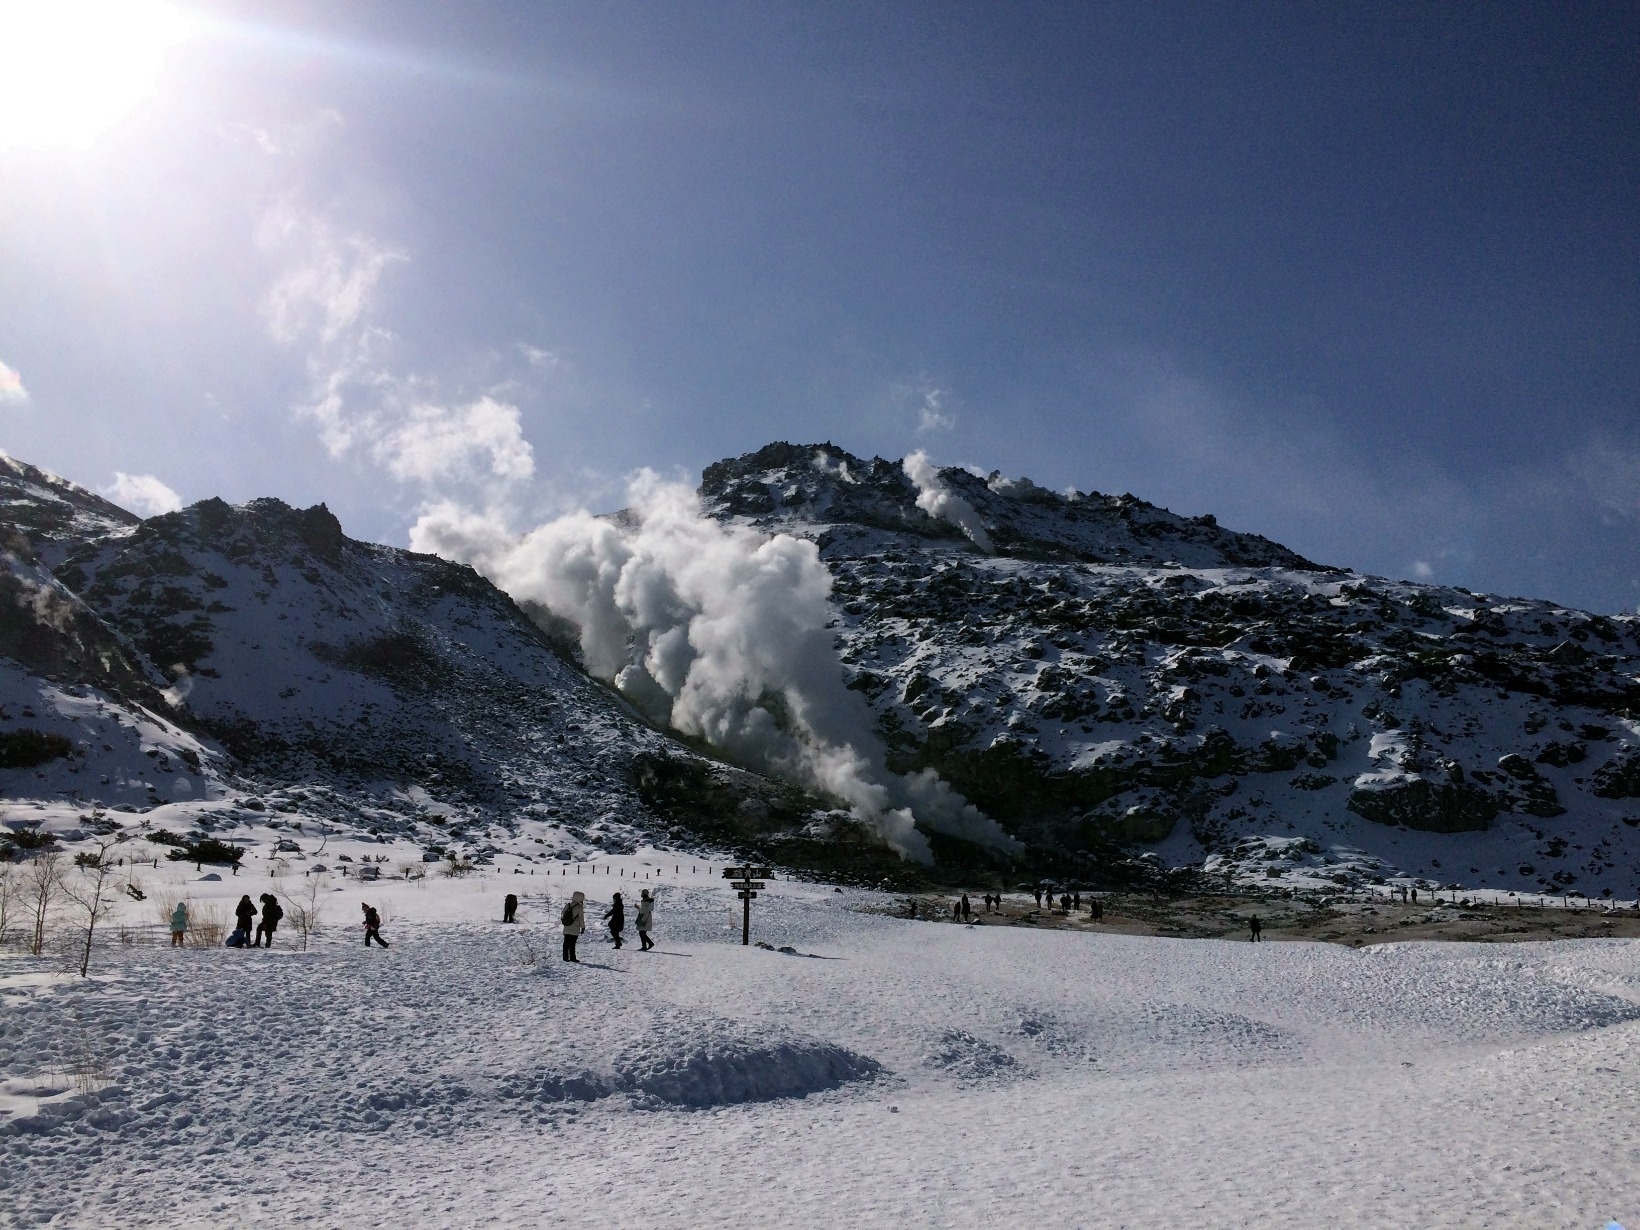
[636,889,656,951]
[561,891,585,963]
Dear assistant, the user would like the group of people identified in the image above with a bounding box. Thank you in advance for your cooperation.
[227,893,283,948]
[161,893,390,950]
[556,889,656,962]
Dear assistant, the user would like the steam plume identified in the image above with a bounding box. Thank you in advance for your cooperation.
[903,450,993,551]
[413,475,1018,861]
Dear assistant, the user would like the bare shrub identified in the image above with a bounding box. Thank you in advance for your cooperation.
[66,1026,110,1096]
[281,876,328,951]
[22,851,64,956]
[0,862,16,949]
[61,839,121,976]
[187,903,226,947]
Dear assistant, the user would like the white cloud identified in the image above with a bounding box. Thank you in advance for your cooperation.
[1411,560,1434,580]
[104,471,183,517]
[915,386,954,433]
[374,395,535,485]
[518,344,560,371]
[0,359,27,404]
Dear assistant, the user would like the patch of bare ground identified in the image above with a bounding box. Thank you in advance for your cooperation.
[865,892,1640,946]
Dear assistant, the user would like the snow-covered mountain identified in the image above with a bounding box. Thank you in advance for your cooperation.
[7,442,1640,897]
[696,442,1640,897]
[0,457,829,867]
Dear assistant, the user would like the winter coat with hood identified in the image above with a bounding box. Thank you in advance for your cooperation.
[563,892,585,936]
[170,902,189,932]
[636,895,655,929]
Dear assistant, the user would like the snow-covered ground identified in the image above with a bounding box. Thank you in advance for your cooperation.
[4,855,1638,1228]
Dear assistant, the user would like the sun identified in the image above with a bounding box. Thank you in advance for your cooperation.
[0,0,194,150]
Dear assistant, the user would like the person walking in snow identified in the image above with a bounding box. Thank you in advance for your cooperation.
[362,902,389,948]
[1033,886,1043,908]
[636,889,656,951]
[234,895,256,946]
[254,892,283,948]
[562,891,585,962]
[503,892,518,924]
[1090,898,1103,922]
[604,892,626,949]
[169,900,188,947]
[960,893,972,922]
[1249,914,1263,942]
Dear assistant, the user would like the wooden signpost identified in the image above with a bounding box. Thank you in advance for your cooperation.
[724,865,773,945]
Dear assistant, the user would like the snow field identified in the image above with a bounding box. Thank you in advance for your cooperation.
[2,864,1638,1228]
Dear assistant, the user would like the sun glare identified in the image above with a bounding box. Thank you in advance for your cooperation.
[0,0,194,150]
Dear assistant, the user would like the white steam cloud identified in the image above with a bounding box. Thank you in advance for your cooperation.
[903,450,993,551]
[413,475,1018,862]
[104,471,183,517]
[374,395,535,485]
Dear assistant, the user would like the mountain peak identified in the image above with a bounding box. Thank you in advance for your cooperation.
[699,441,1327,571]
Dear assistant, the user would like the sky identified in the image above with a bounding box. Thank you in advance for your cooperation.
[1,0,1637,612]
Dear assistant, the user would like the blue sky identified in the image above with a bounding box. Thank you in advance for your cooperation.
[2,1,1637,610]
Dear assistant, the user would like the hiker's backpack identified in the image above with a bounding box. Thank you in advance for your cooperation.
[561,903,575,925]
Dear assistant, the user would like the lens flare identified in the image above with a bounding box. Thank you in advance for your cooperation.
[0,0,194,150]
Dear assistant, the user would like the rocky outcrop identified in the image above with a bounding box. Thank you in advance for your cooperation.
[1592,748,1640,800]
[1346,775,1500,833]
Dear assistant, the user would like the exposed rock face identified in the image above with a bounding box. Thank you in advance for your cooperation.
[0,452,138,563]
[1592,749,1640,800]
[694,442,1640,893]
[1346,776,1500,833]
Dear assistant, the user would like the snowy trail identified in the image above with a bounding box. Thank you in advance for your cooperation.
[3,874,1638,1228]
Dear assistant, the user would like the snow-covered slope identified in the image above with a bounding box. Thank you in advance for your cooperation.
[699,443,1640,898]
[5,868,1639,1228]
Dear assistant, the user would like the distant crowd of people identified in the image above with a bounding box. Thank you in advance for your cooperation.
[935,887,1106,923]
[165,883,657,959]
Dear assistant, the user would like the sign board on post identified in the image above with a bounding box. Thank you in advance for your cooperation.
[722,865,774,944]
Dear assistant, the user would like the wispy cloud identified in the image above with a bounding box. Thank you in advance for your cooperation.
[104,472,183,517]
[0,359,28,405]
[915,386,954,433]
[259,203,536,498]
[518,343,560,371]
[259,203,405,456]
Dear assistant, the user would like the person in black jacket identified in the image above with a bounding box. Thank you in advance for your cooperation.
[234,895,256,948]
[254,893,283,948]
[362,902,389,947]
[503,893,518,924]
[604,892,625,949]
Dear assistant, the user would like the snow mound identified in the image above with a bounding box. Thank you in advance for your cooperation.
[499,1069,610,1105]
[1013,1014,1098,1063]
[612,1022,881,1107]
[922,1030,1028,1082]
